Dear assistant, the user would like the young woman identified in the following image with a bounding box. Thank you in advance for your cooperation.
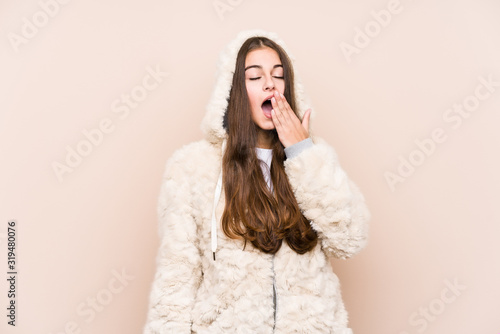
[143,29,370,334]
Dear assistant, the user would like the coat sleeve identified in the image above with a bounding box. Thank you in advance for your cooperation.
[143,150,202,333]
[283,136,370,259]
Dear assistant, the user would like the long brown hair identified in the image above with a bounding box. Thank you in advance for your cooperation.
[221,36,318,254]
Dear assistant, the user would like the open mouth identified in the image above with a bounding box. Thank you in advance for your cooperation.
[261,99,273,118]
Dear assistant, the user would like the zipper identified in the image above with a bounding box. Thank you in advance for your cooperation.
[272,253,277,332]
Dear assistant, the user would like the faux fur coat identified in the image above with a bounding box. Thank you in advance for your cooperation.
[143,29,371,334]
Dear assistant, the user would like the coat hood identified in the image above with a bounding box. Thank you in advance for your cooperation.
[202,29,315,260]
[200,29,315,144]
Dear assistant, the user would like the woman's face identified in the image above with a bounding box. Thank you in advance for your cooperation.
[244,47,285,131]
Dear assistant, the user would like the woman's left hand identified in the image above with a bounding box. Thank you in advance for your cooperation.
[270,89,311,148]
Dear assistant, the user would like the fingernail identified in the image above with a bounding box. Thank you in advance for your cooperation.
[271,97,276,102]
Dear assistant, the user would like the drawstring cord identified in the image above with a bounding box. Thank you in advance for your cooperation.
[211,172,222,260]
[211,139,226,261]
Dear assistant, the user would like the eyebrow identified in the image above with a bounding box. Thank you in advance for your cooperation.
[244,64,283,71]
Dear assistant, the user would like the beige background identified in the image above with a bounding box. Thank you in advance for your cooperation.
[1,0,499,333]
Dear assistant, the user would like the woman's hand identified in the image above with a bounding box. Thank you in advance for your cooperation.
[270,89,311,148]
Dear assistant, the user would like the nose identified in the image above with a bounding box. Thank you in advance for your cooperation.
[263,75,275,91]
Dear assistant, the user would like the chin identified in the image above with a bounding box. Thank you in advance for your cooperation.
[257,122,275,131]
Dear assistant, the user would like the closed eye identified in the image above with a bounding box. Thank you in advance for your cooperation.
[249,76,284,80]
